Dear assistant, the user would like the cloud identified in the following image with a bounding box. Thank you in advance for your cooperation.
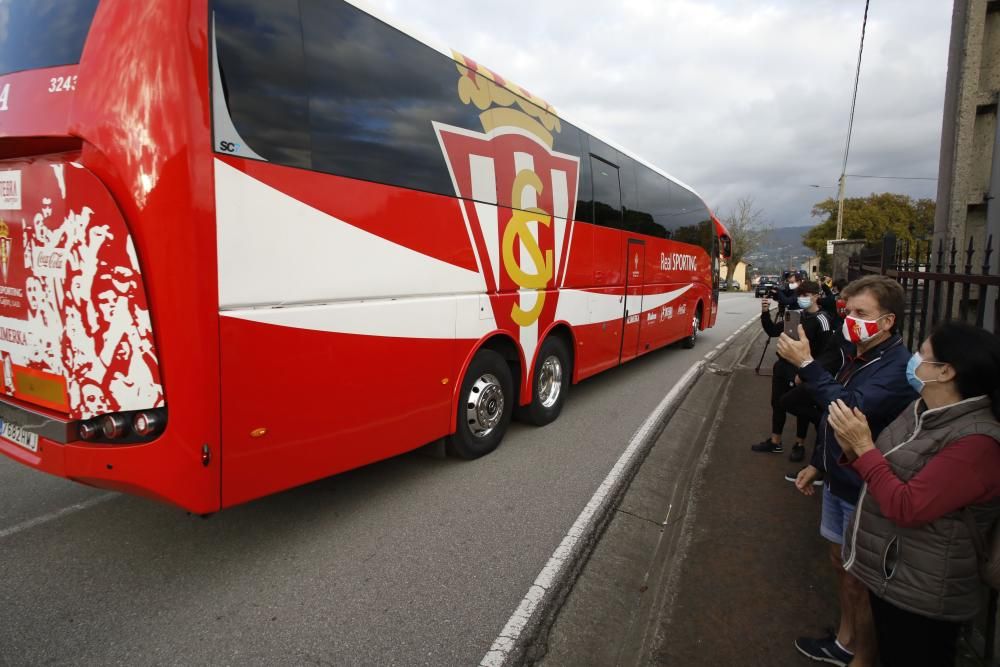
[364,0,950,228]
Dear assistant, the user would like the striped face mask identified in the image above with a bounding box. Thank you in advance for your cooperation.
[842,314,888,344]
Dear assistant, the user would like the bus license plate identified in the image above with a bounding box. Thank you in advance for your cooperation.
[0,417,39,453]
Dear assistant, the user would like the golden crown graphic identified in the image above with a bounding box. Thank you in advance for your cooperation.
[452,51,561,148]
[0,219,9,239]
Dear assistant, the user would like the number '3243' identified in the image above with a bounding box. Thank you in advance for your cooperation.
[48,76,78,93]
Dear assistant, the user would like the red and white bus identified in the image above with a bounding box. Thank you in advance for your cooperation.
[0,0,730,513]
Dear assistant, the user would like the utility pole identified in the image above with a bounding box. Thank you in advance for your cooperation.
[836,173,846,240]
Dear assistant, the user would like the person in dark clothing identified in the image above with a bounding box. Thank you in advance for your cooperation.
[751,281,835,460]
[780,325,850,480]
[818,278,848,321]
[777,275,918,667]
[774,274,802,311]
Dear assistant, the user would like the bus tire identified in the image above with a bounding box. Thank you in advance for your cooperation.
[446,349,514,459]
[681,305,702,349]
[516,336,571,426]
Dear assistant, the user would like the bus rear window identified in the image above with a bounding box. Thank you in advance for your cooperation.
[0,0,101,76]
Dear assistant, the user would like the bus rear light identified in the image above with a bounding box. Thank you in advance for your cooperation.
[79,420,100,441]
[133,410,163,436]
[101,414,129,440]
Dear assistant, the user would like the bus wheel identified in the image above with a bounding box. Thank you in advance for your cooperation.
[517,336,571,426]
[446,349,514,459]
[681,306,701,349]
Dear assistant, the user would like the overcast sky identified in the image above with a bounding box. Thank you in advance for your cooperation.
[365,0,951,229]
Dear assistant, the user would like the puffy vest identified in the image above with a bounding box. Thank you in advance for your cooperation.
[843,395,1000,621]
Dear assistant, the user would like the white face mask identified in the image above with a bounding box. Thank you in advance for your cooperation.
[788,282,799,291]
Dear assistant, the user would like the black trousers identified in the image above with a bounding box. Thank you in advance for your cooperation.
[868,591,960,667]
[779,384,822,429]
[770,363,811,439]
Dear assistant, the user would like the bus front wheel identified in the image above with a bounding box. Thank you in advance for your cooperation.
[446,349,514,459]
[516,336,571,426]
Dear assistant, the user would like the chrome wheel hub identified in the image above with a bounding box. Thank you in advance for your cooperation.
[692,313,700,339]
[537,355,563,409]
[466,373,504,438]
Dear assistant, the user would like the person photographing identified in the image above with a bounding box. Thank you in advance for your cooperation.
[751,280,834,461]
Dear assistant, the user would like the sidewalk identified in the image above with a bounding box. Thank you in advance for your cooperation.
[646,332,835,665]
[537,327,837,665]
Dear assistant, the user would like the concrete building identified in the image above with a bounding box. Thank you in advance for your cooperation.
[937,0,1000,327]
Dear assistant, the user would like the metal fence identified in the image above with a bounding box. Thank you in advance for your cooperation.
[848,232,999,665]
[848,233,1000,344]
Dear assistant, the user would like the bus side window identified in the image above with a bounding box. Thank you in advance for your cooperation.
[570,126,593,224]
[212,0,311,168]
[630,162,668,239]
[300,0,485,199]
[590,156,623,230]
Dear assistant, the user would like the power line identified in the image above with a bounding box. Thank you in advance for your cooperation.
[845,174,937,181]
[841,0,869,178]
[836,0,870,240]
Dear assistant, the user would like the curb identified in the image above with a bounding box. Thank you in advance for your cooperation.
[479,313,761,667]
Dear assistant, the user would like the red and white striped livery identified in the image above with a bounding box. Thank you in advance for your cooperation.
[0,0,730,513]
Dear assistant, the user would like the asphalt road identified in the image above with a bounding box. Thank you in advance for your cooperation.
[0,293,761,667]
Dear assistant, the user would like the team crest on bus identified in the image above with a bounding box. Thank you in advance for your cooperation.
[435,53,579,338]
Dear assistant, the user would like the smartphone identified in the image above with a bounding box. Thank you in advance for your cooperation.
[784,309,801,339]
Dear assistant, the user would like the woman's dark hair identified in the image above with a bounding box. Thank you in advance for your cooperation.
[930,322,1000,419]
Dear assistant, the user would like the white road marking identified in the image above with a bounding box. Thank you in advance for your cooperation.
[0,493,117,540]
[480,312,759,667]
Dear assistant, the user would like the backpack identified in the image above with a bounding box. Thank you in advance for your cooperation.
[962,509,1000,590]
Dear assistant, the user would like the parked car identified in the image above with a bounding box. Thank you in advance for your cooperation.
[755,275,779,298]
[729,280,741,291]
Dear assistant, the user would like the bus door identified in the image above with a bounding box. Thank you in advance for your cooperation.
[620,239,645,363]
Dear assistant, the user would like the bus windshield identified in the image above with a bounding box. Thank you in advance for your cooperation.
[0,0,101,75]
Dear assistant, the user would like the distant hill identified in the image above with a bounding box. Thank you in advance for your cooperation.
[744,225,816,273]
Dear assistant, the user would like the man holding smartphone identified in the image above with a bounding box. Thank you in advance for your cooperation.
[752,280,835,460]
[776,275,917,666]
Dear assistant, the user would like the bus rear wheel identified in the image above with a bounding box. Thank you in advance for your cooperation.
[516,336,571,426]
[446,349,514,459]
[681,305,701,349]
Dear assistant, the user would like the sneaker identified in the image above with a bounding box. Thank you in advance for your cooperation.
[784,469,825,486]
[789,444,805,462]
[794,636,853,666]
[751,439,783,453]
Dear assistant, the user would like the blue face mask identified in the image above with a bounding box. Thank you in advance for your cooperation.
[797,296,813,309]
[906,352,944,394]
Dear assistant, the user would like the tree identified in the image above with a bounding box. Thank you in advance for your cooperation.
[721,196,770,283]
[803,193,935,262]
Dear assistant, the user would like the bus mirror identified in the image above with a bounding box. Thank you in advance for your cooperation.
[720,235,732,259]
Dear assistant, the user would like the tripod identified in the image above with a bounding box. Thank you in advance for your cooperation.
[754,304,784,376]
